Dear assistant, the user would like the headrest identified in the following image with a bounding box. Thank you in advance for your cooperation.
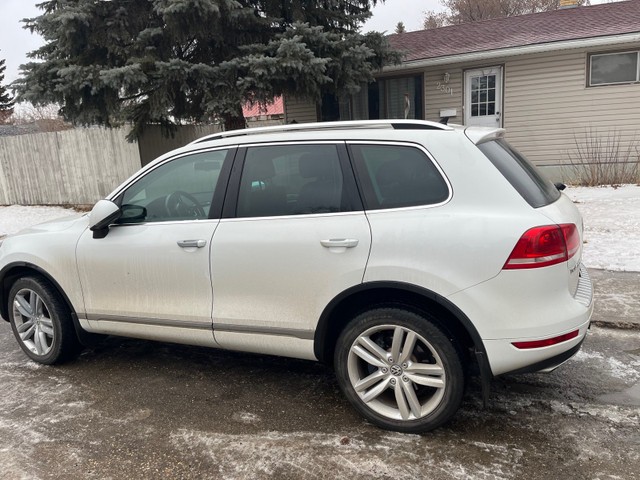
[248,158,275,179]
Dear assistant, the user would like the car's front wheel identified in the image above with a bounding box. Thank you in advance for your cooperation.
[8,276,81,364]
[334,308,464,433]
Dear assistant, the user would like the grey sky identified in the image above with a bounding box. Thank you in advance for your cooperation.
[0,0,441,86]
[0,0,41,84]
[363,0,443,33]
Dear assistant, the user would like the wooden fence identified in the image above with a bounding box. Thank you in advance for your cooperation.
[0,119,286,206]
[0,127,140,206]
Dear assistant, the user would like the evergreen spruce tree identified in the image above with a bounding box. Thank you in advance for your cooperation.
[16,0,400,138]
[0,55,14,121]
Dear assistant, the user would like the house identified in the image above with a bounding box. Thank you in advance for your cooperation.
[242,96,285,126]
[283,1,640,181]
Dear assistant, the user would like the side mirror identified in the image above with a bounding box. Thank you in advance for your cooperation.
[89,200,122,239]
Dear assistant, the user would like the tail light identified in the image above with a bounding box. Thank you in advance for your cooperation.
[504,224,579,269]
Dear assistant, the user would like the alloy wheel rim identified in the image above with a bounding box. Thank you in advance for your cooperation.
[12,288,55,356]
[347,324,446,421]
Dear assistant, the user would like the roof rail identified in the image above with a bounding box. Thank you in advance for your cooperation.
[190,119,451,145]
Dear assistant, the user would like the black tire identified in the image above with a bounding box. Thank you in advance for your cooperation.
[7,275,82,365]
[334,308,464,433]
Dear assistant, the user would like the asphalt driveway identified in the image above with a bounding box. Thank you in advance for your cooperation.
[0,268,638,480]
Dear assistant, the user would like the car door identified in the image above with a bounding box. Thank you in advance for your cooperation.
[75,148,234,344]
[210,142,371,359]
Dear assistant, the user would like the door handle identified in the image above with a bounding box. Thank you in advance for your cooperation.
[320,238,359,248]
[177,239,207,248]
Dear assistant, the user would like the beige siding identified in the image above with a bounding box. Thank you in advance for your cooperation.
[424,68,464,123]
[284,95,318,124]
[401,43,640,180]
[503,44,640,174]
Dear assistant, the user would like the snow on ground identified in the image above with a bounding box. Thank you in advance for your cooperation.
[0,184,638,271]
[0,205,78,237]
[566,184,640,272]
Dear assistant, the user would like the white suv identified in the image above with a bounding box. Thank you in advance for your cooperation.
[0,120,593,432]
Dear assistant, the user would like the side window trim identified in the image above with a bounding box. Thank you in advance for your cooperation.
[222,147,247,219]
[336,142,365,213]
[208,147,238,219]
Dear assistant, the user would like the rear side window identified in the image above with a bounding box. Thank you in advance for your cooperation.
[237,144,350,218]
[349,144,449,210]
[478,139,560,208]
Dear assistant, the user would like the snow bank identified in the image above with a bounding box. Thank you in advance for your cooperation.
[566,185,640,272]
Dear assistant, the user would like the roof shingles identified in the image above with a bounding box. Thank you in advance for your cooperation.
[242,96,284,118]
[388,1,640,62]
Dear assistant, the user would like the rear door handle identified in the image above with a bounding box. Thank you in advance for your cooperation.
[177,239,207,248]
[320,238,359,248]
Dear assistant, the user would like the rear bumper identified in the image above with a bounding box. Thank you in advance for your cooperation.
[482,317,591,376]
[499,335,586,375]
[448,262,594,376]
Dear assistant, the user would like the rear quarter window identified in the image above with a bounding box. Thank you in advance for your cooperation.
[477,139,560,208]
[349,144,450,210]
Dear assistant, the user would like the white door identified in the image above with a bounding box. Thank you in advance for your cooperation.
[464,67,502,127]
[209,143,371,353]
[76,149,230,334]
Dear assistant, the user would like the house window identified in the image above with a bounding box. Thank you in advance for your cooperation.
[589,51,640,86]
[349,75,423,120]
[385,76,423,119]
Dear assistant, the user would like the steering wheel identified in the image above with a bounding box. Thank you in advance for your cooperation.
[165,191,206,219]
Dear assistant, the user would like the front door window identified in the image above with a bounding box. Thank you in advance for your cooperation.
[118,150,228,223]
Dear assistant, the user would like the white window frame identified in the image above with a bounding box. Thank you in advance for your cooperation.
[589,50,640,87]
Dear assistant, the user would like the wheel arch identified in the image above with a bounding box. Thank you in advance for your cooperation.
[1,262,77,319]
[0,262,88,341]
[314,282,489,374]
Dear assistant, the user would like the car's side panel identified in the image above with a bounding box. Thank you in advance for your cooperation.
[0,215,88,320]
[210,212,371,359]
[77,316,219,348]
[75,220,220,342]
[357,137,539,297]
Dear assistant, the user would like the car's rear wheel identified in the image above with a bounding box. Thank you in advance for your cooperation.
[334,308,464,433]
[8,276,81,365]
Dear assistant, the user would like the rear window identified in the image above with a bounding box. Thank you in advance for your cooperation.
[478,139,560,208]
